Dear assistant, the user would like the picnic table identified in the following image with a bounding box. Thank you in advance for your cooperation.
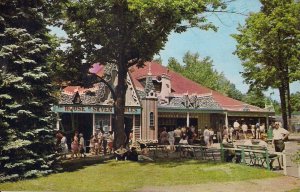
[144,142,219,161]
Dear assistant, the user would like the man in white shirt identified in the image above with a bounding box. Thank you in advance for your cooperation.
[203,126,210,146]
[115,145,128,160]
[272,122,289,152]
[241,122,248,139]
[229,126,234,142]
[233,120,240,140]
[233,120,240,130]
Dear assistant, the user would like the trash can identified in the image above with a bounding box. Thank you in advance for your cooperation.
[267,127,273,140]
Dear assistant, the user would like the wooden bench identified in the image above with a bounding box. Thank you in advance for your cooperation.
[221,143,281,170]
[246,145,280,169]
[221,143,236,162]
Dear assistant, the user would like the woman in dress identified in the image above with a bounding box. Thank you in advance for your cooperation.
[60,132,68,159]
[168,130,175,151]
[71,131,79,159]
[107,131,114,154]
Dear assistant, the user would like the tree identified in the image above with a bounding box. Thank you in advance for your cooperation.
[0,0,58,181]
[167,57,183,72]
[53,0,226,148]
[167,52,244,101]
[242,89,266,109]
[225,83,244,101]
[232,0,300,129]
[153,56,163,65]
[290,92,300,113]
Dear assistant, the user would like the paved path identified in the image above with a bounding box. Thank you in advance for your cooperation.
[280,134,300,177]
[215,134,300,178]
[136,176,300,192]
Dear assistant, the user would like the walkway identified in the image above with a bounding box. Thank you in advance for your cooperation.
[214,134,300,178]
[148,134,300,178]
[281,134,300,177]
[136,176,300,192]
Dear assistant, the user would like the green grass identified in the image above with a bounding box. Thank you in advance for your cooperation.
[288,189,300,192]
[0,159,279,192]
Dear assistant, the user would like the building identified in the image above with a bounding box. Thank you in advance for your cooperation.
[53,62,275,141]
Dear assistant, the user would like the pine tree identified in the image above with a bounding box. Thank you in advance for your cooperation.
[0,0,59,181]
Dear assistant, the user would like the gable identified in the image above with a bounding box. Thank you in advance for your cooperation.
[58,63,141,107]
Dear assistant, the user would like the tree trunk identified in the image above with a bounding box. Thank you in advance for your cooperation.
[113,58,128,149]
[279,85,288,129]
[284,62,292,129]
[286,80,292,130]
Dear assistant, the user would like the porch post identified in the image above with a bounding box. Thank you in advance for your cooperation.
[110,114,112,131]
[187,112,190,127]
[266,115,269,131]
[133,114,136,142]
[225,112,229,127]
[56,113,60,130]
[92,113,95,134]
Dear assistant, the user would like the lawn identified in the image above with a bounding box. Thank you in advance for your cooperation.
[0,159,279,191]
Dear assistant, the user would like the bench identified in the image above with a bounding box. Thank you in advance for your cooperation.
[246,145,280,169]
[221,143,281,170]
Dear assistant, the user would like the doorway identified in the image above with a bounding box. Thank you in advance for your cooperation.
[124,115,133,144]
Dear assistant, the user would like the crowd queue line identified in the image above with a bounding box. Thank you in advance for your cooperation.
[156,120,281,148]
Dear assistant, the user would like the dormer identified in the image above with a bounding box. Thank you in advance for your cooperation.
[72,91,82,104]
[159,73,171,103]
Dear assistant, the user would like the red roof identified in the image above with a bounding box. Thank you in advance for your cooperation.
[130,61,266,112]
[62,84,99,95]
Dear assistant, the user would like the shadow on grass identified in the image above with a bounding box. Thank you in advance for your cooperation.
[134,157,220,168]
[61,155,114,172]
[60,153,221,172]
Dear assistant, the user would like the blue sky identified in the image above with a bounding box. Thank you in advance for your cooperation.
[50,0,299,101]
[158,0,299,101]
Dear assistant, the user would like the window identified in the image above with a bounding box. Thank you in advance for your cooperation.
[134,115,141,140]
[149,112,154,128]
[95,114,110,132]
[135,115,140,126]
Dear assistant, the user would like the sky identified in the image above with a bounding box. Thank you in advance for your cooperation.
[50,0,299,101]
[158,0,299,101]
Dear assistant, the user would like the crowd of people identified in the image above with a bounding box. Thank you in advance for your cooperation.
[55,130,116,159]
[55,129,152,162]
[88,130,115,156]
[156,120,290,151]
[159,126,198,146]
[55,130,87,159]
[221,121,267,143]
[114,143,154,162]
[55,120,289,164]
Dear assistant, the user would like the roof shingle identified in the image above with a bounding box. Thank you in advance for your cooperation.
[130,62,268,112]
